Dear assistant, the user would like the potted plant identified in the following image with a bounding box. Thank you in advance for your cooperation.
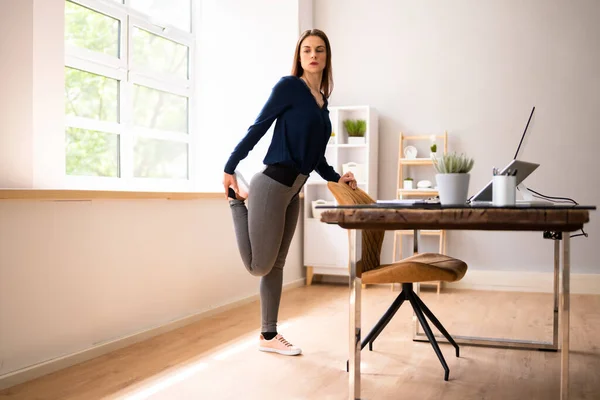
[329,131,335,145]
[429,134,441,158]
[403,177,414,190]
[343,119,366,144]
[433,152,474,205]
[430,143,437,158]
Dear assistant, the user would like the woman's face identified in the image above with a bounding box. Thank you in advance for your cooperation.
[299,35,327,74]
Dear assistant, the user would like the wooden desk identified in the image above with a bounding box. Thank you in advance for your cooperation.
[320,204,594,400]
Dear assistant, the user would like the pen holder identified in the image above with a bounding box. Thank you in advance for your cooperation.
[492,175,516,206]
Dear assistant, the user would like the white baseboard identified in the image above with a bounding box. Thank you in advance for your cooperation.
[0,278,306,391]
[444,271,600,295]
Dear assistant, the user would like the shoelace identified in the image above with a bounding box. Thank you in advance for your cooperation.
[277,336,293,347]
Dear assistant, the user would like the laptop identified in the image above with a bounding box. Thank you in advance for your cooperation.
[469,107,552,206]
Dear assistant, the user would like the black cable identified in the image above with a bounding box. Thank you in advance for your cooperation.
[526,187,588,239]
[531,193,570,203]
[531,194,574,204]
[571,229,588,238]
[524,187,578,205]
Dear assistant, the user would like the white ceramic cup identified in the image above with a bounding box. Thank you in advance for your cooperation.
[492,175,516,206]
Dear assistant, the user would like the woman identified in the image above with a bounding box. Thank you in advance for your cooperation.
[223,29,357,356]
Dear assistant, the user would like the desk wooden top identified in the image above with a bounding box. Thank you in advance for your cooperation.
[320,207,592,232]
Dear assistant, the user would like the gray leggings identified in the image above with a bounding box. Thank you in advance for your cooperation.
[229,169,308,332]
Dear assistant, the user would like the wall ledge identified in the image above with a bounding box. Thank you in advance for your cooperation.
[0,190,224,201]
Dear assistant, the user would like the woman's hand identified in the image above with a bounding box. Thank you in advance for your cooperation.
[339,171,357,190]
[223,173,239,199]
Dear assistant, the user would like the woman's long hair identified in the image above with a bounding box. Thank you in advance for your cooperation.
[291,29,334,99]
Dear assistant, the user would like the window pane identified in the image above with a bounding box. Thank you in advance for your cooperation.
[65,67,119,122]
[133,85,188,133]
[134,138,188,179]
[130,0,191,32]
[65,1,120,58]
[66,128,119,177]
[132,27,189,79]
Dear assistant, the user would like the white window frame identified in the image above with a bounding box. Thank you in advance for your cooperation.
[64,0,196,192]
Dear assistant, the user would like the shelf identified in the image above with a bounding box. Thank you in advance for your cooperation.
[403,135,446,140]
[397,189,438,196]
[399,158,434,166]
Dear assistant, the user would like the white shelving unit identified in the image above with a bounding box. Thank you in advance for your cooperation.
[303,106,378,284]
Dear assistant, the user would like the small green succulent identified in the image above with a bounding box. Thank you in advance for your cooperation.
[430,143,437,153]
[433,152,474,174]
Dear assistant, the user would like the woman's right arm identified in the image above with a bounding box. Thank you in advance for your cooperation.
[224,77,294,175]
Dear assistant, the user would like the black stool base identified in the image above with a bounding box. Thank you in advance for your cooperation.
[346,283,459,381]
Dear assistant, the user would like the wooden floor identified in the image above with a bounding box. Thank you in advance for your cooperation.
[1,284,599,400]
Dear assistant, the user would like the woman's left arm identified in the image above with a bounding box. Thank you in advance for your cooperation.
[315,156,339,182]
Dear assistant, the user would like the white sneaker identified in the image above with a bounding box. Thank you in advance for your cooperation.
[259,334,302,356]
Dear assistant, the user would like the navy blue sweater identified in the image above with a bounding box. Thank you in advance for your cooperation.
[224,76,341,182]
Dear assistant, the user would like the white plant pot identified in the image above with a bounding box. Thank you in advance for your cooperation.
[403,180,413,190]
[347,137,365,145]
[435,173,470,205]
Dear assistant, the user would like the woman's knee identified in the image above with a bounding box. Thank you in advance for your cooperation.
[248,264,272,277]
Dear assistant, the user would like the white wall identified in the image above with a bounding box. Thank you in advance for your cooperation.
[0,0,64,190]
[315,0,600,273]
[0,0,34,188]
[298,0,313,33]
[32,0,65,189]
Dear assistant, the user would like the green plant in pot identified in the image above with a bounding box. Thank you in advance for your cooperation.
[429,134,440,158]
[430,143,437,158]
[403,177,414,190]
[433,152,474,205]
[343,119,366,144]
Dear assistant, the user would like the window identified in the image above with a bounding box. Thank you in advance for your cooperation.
[64,0,194,190]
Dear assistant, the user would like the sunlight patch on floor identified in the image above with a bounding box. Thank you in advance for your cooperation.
[118,322,293,399]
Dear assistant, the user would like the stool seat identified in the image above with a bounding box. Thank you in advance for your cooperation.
[362,253,468,284]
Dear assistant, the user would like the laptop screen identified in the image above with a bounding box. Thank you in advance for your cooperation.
[469,107,538,203]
